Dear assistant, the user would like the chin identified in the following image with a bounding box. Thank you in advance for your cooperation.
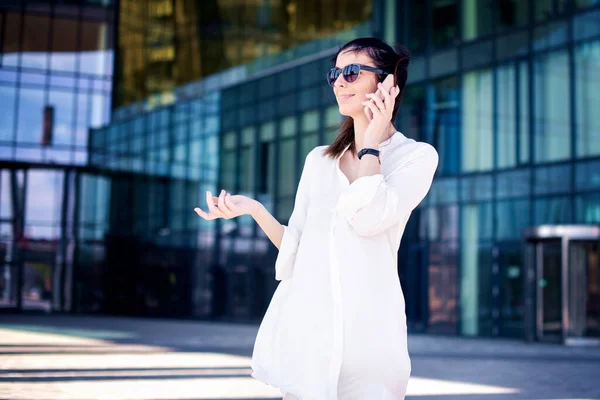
[337,104,361,118]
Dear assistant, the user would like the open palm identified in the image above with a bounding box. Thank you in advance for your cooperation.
[194,189,257,220]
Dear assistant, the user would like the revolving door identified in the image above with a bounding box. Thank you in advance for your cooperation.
[524,225,600,344]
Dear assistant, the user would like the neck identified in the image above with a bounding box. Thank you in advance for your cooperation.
[351,114,397,154]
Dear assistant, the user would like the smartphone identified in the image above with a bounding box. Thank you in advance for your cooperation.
[376,74,395,101]
[365,74,395,120]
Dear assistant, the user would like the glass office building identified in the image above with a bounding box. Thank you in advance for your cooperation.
[4,0,600,343]
[0,0,114,313]
[395,0,600,341]
[116,0,375,107]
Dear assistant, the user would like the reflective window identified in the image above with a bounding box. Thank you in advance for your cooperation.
[576,193,600,224]
[89,94,110,128]
[496,0,529,31]
[2,12,22,68]
[25,170,64,227]
[496,199,531,239]
[301,110,319,133]
[79,174,111,239]
[240,128,255,195]
[0,170,16,220]
[399,84,426,142]
[428,241,458,334]
[497,61,530,168]
[460,202,493,336]
[462,0,493,41]
[534,164,571,195]
[534,50,571,162]
[324,105,341,144]
[301,133,318,164]
[498,241,525,338]
[117,0,373,107]
[48,89,75,146]
[21,14,50,69]
[497,65,517,168]
[535,0,569,21]
[429,77,459,175]
[462,69,493,172]
[432,0,458,49]
[0,86,17,142]
[16,88,45,146]
[533,196,572,224]
[518,62,530,164]
[75,92,90,148]
[576,160,600,191]
[576,0,600,8]
[80,20,112,76]
[426,204,459,241]
[280,116,296,138]
[575,40,600,158]
[51,18,78,72]
[278,138,296,197]
[258,122,276,214]
[403,1,427,53]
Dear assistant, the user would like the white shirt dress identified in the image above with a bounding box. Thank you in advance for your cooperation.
[251,131,439,400]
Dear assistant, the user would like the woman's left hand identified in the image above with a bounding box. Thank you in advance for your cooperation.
[362,83,400,144]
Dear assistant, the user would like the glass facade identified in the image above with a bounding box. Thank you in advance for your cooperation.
[397,0,600,338]
[88,93,220,316]
[2,0,600,341]
[116,0,374,107]
[0,1,113,164]
[84,0,600,336]
[0,1,115,312]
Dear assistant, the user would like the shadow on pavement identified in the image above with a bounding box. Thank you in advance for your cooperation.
[1,315,600,400]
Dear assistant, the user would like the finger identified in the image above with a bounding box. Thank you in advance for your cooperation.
[364,105,373,121]
[217,190,231,218]
[362,100,381,117]
[382,84,399,117]
[206,191,225,218]
[380,82,393,103]
[225,193,238,214]
[223,193,238,218]
[194,207,214,220]
[377,83,394,110]
[206,191,218,213]
[365,92,385,112]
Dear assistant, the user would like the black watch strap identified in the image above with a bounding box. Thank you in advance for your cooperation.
[357,148,381,164]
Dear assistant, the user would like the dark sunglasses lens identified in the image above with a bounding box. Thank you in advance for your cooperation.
[327,68,338,86]
[344,64,360,83]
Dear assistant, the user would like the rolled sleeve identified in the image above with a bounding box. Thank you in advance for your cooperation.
[334,144,438,237]
[335,174,384,219]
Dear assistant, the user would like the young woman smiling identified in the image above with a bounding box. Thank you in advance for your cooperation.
[195,37,438,400]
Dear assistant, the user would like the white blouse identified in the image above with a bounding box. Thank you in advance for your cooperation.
[251,131,439,400]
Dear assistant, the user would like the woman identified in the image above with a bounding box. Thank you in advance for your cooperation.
[194,37,438,400]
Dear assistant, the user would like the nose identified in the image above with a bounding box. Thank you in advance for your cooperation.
[333,73,346,88]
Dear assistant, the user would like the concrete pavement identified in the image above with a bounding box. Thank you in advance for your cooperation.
[0,315,598,400]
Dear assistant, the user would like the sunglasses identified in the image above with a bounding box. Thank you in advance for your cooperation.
[327,63,389,87]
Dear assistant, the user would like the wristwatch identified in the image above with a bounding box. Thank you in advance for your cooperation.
[357,148,381,164]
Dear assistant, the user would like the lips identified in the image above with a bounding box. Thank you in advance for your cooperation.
[338,94,354,101]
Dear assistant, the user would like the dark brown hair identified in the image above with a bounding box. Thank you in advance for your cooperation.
[323,37,411,160]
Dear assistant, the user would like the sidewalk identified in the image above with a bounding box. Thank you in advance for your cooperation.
[0,315,598,400]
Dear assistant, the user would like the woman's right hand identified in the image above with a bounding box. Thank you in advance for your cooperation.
[194,189,259,220]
